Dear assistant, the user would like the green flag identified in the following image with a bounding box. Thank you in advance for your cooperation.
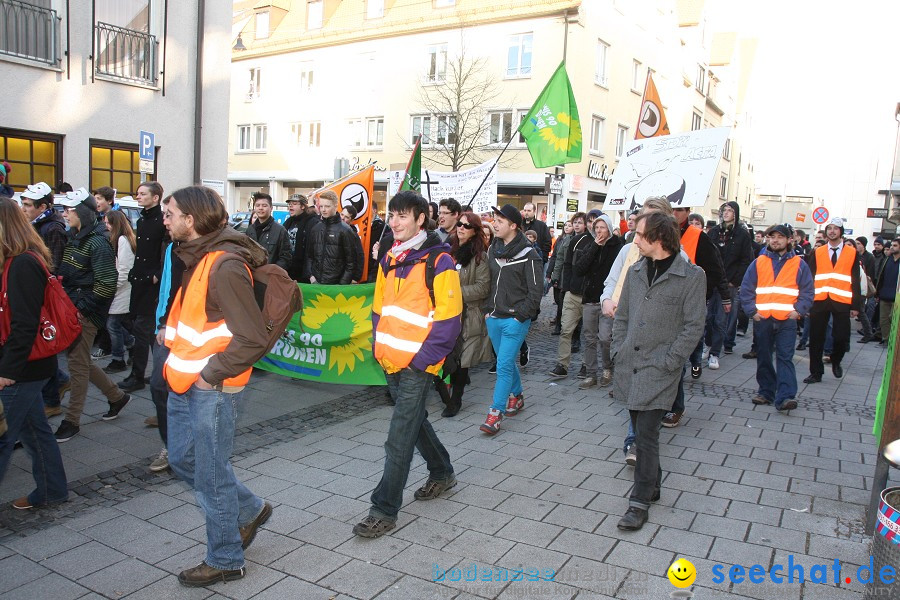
[399,137,422,192]
[874,302,897,443]
[255,283,386,385]
[518,61,583,168]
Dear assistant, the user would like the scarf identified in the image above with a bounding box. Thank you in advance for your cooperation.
[31,208,55,226]
[390,230,427,263]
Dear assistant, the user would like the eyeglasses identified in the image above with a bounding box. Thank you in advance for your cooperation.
[456,222,475,230]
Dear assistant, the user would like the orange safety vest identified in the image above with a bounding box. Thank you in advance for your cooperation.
[755,255,801,319]
[813,244,854,304]
[681,225,700,264]
[373,255,440,371]
[163,251,253,394]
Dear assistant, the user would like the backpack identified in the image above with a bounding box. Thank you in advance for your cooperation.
[249,263,304,354]
[0,251,82,360]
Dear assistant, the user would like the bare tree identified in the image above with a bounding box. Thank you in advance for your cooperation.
[413,44,513,171]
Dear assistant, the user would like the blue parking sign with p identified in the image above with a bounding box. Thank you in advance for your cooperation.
[139,131,155,161]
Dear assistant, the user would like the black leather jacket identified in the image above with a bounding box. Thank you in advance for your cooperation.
[246,217,291,270]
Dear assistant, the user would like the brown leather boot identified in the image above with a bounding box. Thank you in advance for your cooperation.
[240,502,273,549]
[177,563,245,587]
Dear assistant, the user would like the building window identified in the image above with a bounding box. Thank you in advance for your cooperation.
[615,125,628,158]
[719,174,727,199]
[94,0,158,85]
[366,0,384,19]
[506,33,532,78]
[299,66,313,92]
[346,118,362,148]
[89,140,153,196]
[691,112,702,131]
[0,128,62,192]
[0,0,60,65]
[247,67,262,101]
[590,115,605,155]
[487,110,527,146]
[307,0,323,29]
[595,40,609,87]
[723,138,731,160]
[366,117,384,148]
[411,115,431,145]
[632,59,642,91]
[255,11,269,39]
[237,123,266,152]
[291,122,320,147]
[434,0,455,6]
[426,43,447,83]
[308,122,321,147]
[695,65,705,93]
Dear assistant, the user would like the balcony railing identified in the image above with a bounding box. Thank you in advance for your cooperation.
[0,0,60,65]
[95,21,158,85]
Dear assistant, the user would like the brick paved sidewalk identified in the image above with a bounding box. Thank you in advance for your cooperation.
[0,300,891,599]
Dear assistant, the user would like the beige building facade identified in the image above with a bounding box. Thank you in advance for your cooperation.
[229,0,755,228]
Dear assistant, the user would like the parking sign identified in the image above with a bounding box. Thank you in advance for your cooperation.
[139,131,155,161]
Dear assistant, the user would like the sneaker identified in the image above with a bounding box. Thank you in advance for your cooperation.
[480,408,503,435]
[91,348,110,360]
[736,329,747,337]
[777,399,798,411]
[54,420,80,442]
[742,351,758,359]
[823,355,832,364]
[488,362,497,374]
[505,393,525,416]
[691,365,702,379]
[519,344,530,367]
[145,415,159,428]
[579,376,597,389]
[414,474,458,500]
[575,364,587,379]
[599,369,613,386]
[752,395,772,405]
[11,497,34,510]
[103,359,128,374]
[353,515,396,538]
[178,562,245,588]
[149,447,169,472]
[101,394,131,421]
[702,346,711,361]
[625,445,637,466]
[708,356,720,370]
[44,405,62,418]
[723,347,734,355]
[662,411,683,428]
[549,364,568,379]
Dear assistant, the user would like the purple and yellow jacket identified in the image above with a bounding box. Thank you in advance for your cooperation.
[372,232,462,375]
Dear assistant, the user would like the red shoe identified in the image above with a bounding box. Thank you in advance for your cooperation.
[480,409,503,435]
[505,393,524,416]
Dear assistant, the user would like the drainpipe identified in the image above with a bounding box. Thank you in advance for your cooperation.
[192,0,205,183]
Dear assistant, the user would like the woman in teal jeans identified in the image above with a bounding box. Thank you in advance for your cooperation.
[480,204,543,435]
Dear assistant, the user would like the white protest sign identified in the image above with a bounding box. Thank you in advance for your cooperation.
[387,170,404,199]
[603,127,731,211]
[422,160,497,215]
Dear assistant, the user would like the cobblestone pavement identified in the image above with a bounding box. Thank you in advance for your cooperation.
[0,296,891,599]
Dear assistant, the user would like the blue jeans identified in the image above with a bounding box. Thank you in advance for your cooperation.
[167,385,263,571]
[150,341,169,445]
[0,379,68,506]
[624,421,635,454]
[486,317,531,412]
[106,314,134,361]
[370,368,453,521]
[723,285,740,350]
[755,318,798,407]
[703,292,725,357]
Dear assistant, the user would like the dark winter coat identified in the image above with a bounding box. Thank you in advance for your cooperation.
[454,244,493,368]
[246,216,291,270]
[306,214,358,284]
[59,221,117,329]
[574,234,624,304]
[483,232,543,322]
[34,212,67,272]
[561,232,591,294]
[0,252,57,382]
[524,217,552,262]
[129,203,169,315]
[707,201,754,287]
[679,220,729,301]
[283,211,319,282]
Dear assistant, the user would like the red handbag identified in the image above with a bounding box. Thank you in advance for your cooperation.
[0,251,82,360]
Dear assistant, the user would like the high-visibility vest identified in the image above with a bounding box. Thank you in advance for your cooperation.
[813,244,854,304]
[163,250,253,394]
[681,225,700,264]
[755,255,801,319]
[373,254,441,371]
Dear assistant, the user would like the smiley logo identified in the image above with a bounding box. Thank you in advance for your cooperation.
[667,558,696,588]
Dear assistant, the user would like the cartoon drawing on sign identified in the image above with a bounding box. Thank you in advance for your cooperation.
[612,158,686,211]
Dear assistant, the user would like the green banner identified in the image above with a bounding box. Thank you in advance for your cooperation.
[255,283,386,385]
[518,61,583,168]
[874,301,897,443]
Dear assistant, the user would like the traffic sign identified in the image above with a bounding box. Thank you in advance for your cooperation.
[868,207,890,219]
[139,131,155,162]
[139,159,154,175]
[812,206,829,224]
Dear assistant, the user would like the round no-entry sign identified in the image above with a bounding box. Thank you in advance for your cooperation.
[813,206,829,224]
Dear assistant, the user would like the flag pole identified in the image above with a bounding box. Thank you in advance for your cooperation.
[635,70,650,139]
[378,138,422,243]
[464,134,515,211]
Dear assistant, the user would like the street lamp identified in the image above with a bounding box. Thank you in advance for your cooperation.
[233,35,247,52]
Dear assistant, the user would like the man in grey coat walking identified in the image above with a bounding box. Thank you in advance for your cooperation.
[611,213,706,531]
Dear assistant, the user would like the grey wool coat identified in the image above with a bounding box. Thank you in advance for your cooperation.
[611,253,707,411]
[458,251,494,368]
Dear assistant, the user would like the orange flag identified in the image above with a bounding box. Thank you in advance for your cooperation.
[317,165,375,281]
[635,72,670,139]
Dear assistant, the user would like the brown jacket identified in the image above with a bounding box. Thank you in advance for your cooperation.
[173,226,269,388]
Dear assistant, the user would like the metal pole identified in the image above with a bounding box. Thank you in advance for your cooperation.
[192,0,205,183]
[550,11,571,227]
